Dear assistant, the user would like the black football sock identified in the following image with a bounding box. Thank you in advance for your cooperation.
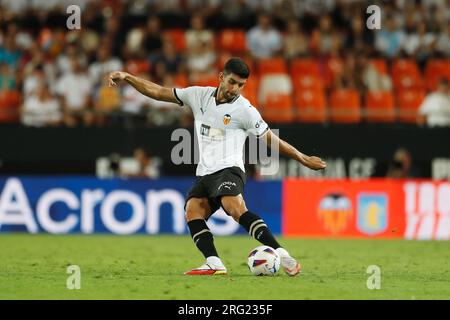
[239,211,281,249]
[187,219,219,259]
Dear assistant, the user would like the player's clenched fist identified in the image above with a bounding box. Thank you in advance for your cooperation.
[108,71,129,87]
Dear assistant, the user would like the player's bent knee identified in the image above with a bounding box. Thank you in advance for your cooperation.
[185,210,203,222]
[229,210,245,222]
[221,195,247,221]
[222,206,244,220]
[185,198,211,222]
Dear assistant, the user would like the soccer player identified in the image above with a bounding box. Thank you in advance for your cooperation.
[109,58,326,276]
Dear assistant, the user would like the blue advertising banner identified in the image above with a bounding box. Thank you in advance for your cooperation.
[0,177,281,235]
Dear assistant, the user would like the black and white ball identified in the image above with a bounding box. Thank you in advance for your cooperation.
[247,245,281,276]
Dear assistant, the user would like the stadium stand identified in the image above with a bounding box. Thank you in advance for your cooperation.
[0,0,448,127]
[397,89,426,123]
[295,88,327,123]
[329,88,361,123]
[365,91,396,122]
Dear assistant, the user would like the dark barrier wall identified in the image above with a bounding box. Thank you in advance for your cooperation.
[1,124,449,176]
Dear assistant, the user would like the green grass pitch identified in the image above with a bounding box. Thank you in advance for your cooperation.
[0,234,449,300]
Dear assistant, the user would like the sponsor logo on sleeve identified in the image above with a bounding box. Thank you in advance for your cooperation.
[255,119,263,129]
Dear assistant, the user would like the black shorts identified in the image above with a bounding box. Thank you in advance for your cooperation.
[185,166,246,217]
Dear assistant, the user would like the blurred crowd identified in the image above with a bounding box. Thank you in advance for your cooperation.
[0,0,449,128]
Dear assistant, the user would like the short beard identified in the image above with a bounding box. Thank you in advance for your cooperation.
[219,84,232,102]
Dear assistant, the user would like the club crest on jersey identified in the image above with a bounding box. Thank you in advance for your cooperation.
[223,114,231,125]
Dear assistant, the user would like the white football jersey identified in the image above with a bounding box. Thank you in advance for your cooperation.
[174,86,269,176]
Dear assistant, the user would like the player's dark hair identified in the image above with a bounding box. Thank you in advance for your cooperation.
[223,58,250,79]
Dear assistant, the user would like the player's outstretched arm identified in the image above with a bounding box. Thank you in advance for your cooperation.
[262,130,326,170]
[108,71,178,103]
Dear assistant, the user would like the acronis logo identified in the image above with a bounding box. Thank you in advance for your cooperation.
[357,193,388,235]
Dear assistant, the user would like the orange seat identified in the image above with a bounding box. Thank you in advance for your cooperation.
[369,59,388,74]
[258,74,292,106]
[257,58,287,76]
[263,93,294,123]
[218,29,247,53]
[0,90,21,123]
[397,89,425,123]
[173,73,188,88]
[392,59,423,90]
[295,89,327,123]
[365,91,395,122]
[392,59,419,75]
[217,52,254,72]
[393,71,423,90]
[217,52,232,70]
[425,60,450,90]
[325,57,344,88]
[241,76,259,106]
[292,74,324,91]
[163,29,186,52]
[329,89,361,123]
[190,74,219,87]
[125,59,151,74]
[290,58,320,77]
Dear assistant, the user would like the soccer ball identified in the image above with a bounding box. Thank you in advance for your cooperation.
[247,245,281,276]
